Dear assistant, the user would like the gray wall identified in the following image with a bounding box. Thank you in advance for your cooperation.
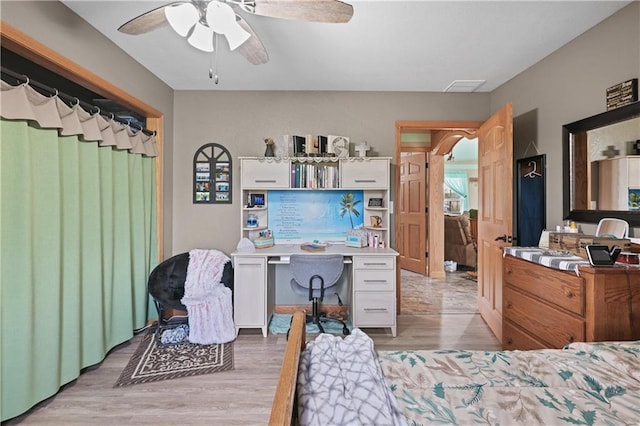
[172,91,489,255]
[1,0,176,255]
[491,2,640,236]
[3,1,638,256]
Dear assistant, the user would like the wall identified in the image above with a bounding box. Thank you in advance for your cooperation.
[172,91,489,255]
[491,2,640,236]
[1,0,176,255]
[5,1,636,255]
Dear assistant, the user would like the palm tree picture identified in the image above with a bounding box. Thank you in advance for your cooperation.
[339,192,361,228]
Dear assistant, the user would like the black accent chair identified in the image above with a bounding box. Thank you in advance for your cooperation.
[147,252,234,343]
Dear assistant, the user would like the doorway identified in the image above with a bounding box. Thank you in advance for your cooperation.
[394,121,482,313]
[394,105,514,343]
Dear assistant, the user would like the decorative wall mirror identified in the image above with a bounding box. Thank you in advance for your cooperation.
[563,101,640,226]
[193,143,232,204]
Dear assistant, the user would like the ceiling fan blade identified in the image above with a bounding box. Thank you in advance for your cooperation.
[118,1,187,35]
[235,16,269,65]
[252,0,353,23]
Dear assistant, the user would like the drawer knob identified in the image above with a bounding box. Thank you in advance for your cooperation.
[564,290,574,298]
[568,336,574,343]
[506,338,513,345]
[506,301,513,309]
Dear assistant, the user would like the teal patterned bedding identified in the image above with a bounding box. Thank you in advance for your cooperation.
[377,341,640,425]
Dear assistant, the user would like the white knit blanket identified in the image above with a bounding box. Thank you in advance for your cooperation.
[181,249,235,344]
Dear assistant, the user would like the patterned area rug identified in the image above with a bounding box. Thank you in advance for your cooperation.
[115,328,233,387]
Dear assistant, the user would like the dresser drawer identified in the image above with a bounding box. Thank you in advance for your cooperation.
[353,256,395,270]
[341,159,389,188]
[504,255,584,315]
[503,320,549,351]
[503,287,584,348]
[354,269,394,292]
[241,159,290,188]
[353,292,395,326]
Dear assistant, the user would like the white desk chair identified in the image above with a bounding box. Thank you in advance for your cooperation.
[595,218,629,239]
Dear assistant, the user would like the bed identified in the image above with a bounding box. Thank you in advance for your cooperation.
[269,311,640,425]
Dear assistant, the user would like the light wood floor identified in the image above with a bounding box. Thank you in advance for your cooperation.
[6,272,500,425]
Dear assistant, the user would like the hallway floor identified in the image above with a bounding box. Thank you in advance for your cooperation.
[400,268,478,315]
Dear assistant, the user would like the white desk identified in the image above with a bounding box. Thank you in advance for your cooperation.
[231,245,399,337]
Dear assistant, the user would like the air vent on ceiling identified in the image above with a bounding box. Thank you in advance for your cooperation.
[443,80,486,93]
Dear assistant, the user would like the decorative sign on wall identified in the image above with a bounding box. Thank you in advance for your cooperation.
[193,143,232,204]
[606,78,638,111]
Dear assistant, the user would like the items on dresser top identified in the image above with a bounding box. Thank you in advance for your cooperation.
[504,246,638,274]
[618,251,640,264]
[547,232,631,259]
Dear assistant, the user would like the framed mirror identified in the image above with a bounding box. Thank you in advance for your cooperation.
[563,101,640,226]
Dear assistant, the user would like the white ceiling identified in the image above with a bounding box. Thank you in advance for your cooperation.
[61,0,631,92]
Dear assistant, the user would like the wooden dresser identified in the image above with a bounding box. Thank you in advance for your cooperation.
[502,254,640,350]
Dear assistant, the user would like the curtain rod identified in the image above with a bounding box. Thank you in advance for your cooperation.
[0,66,154,136]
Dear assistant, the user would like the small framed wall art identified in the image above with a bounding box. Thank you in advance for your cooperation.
[193,142,232,204]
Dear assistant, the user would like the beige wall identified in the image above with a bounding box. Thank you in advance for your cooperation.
[3,1,638,256]
[172,91,490,255]
[490,2,640,236]
[1,0,176,255]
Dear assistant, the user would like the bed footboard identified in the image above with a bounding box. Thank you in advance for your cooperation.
[269,311,306,426]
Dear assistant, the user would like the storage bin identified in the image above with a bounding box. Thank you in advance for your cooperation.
[253,237,274,249]
[444,260,457,272]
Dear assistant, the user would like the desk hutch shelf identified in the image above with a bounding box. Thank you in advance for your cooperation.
[239,157,391,246]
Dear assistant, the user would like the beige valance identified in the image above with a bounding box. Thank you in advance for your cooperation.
[0,80,158,157]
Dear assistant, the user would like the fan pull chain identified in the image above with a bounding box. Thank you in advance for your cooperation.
[209,34,219,84]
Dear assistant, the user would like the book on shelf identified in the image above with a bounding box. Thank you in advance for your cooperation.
[305,135,319,155]
[293,135,306,156]
[290,162,339,188]
[318,135,328,154]
[283,134,293,157]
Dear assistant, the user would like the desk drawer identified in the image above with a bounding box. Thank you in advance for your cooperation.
[503,287,584,348]
[354,270,394,292]
[353,256,395,270]
[353,292,395,326]
[504,255,584,315]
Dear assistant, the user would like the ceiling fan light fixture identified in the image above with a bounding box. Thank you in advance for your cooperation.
[207,0,251,51]
[222,23,251,51]
[165,3,199,37]
[188,22,215,52]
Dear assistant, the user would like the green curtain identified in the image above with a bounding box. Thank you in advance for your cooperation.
[0,119,157,421]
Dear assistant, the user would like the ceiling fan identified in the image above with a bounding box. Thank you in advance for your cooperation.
[118,0,354,66]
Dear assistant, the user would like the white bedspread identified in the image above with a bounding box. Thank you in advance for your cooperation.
[297,329,407,426]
